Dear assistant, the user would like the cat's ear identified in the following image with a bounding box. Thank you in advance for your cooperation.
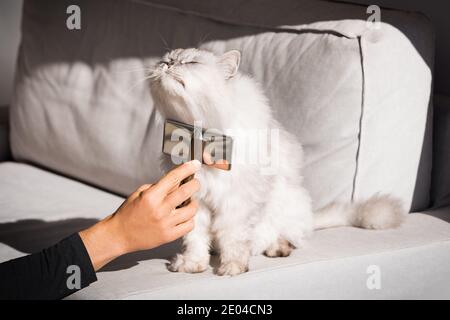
[218,50,241,79]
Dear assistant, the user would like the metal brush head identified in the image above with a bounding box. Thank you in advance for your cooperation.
[162,119,233,171]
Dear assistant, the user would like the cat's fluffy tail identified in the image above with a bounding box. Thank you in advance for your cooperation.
[314,194,406,230]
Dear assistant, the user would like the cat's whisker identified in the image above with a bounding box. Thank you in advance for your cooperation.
[197,32,211,47]
[158,32,172,52]
[111,67,154,74]
[123,75,155,94]
[166,70,184,83]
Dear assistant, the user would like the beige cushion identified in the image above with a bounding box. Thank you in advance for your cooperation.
[11,0,433,211]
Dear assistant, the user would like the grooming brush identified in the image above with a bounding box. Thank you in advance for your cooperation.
[162,119,233,208]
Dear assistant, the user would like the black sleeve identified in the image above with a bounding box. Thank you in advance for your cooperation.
[0,233,97,300]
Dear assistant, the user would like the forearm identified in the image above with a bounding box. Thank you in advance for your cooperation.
[0,233,97,300]
[0,215,129,300]
[78,214,129,271]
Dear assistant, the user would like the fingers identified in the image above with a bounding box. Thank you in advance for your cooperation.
[172,218,195,239]
[136,184,152,194]
[170,200,198,225]
[128,184,152,202]
[167,201,198,241]
[152,160,201,197]
[164,178,200,209]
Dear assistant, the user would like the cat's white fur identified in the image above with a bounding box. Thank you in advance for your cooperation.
[149,48,406,276]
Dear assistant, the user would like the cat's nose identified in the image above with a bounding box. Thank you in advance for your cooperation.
[159,60,175,71]
[160,62,169,71]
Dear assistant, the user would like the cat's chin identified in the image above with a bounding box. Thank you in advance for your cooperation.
[151,80,185,103]
[161,75,185,94]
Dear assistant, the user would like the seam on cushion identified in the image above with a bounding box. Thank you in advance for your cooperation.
[351,36,365,202]
[130,0,356,39]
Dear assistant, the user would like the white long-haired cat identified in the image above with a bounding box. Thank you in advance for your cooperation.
[149,48,405,276]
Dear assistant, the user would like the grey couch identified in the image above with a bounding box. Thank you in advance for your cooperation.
[1,0,449,299]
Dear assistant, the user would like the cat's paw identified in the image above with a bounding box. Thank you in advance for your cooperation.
[168,254,209,273]
[264,238,294,258]
[217,261,249,276]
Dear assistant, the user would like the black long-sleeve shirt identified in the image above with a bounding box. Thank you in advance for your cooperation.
[0,233,97,299]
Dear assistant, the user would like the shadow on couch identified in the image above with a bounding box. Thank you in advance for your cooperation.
[0,218,183,272]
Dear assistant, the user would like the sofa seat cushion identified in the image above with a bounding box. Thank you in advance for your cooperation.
[1,162,449,299]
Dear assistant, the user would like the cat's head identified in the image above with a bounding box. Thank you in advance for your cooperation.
[149,48,241,124]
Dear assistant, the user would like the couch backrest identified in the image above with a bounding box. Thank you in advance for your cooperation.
[11,0,434,211]
[432,95,450,209]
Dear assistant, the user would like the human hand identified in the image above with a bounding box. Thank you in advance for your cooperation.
[79,160,201,271]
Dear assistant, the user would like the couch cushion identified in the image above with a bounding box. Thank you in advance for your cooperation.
[0,162,449,299]
[0,162,123,224]
[11,0,433,212]
[0,161,123,272]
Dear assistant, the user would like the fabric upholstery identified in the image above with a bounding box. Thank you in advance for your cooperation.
[10,0,433,212]
[0,162,449,299]
[0,105,10,161]
[431,94,450,209]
